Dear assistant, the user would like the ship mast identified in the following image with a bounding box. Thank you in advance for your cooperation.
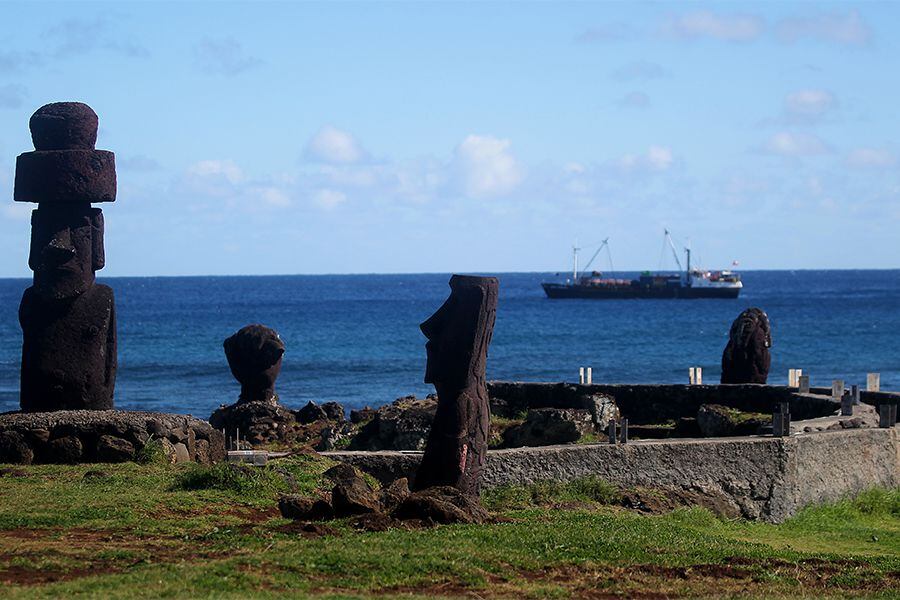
[572,242,580,281]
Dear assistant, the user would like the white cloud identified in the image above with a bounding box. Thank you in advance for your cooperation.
[763,132,830,156]
[313,189,347,209]
[256,186,291,207]
[776,11,871,46]
[661,11,765,42]
[618,145,674,171]
[186,159,244,184]
[846,148,897,169]
[453,134,523,198]
[305,126,366,164]
[785,89,835,116]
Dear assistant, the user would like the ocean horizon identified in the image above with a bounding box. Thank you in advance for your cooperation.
[1,269,897,418]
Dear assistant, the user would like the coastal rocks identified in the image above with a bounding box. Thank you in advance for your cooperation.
[502,408,597,448]
[696,404,768,437]
[15,102,118,412]
[414,275,499,496]
[347,395,437,451]
[721,308,772,384]
[209,400,303,446]
[0,410,224,464]
[392,486,490,525]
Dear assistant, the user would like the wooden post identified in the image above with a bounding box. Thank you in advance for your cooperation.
[619,418,628,444]
[840,391,853,416]
[798,375,810,394]
[586,367,592,385]
[867,373,880,392]
[832,380,844,400]
[851,384,860,406]
[579,367,584,385]
[608,420,617,444]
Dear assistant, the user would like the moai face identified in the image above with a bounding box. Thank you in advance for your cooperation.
[28,206,104,300]
[224,324,286,404]
[420,275,498,391]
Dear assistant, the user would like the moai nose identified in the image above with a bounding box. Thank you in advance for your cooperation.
[42,230,76,263]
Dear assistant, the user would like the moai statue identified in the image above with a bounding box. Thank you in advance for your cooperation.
[414,275,499,497]
[223,324,286,404]
[721,307,771,384]
[14,102,117,411]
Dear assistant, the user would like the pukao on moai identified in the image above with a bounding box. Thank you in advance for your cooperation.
[414,275,499,497]
[14,102,117,411]
[721,307,771,384]
[223,324,286,404]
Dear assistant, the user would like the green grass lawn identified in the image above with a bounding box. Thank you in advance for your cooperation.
[0,454,897,599]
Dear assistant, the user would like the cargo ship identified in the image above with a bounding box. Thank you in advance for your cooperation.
[541,232,742,299]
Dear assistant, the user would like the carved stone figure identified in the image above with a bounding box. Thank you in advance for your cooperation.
[223,324,286,404]
[721,308,771,384]
[413,275,499,496]
[15,102,117,411]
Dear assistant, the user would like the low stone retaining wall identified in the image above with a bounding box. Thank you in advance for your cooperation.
[0,410,225,465]
[327,427,899,523]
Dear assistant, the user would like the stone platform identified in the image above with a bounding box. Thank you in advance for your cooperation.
[0,410,225,465]
[327,426,900,523]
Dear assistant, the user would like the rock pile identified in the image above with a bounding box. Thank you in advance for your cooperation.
[0,410,224,464]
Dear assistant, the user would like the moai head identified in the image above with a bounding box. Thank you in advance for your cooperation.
[721,307,772,384]
[29,102,99,151]
[29,206,104,300]
[420,275,499,392]
[224,324,286,404]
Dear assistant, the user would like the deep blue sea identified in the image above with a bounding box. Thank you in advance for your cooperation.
[0,271,897,418]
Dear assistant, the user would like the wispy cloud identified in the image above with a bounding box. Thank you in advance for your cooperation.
[0,50,42,74]
[44,17,149,58]
[776,11,871,46]
[611,60,667,82]
[785,89,836,117]
[304,126,367,164]
[617,91,650,109]
[846,148,897,169]
[575,23,637,43]
[660,11,765,42]
[452,135,523,199]
[118,155,162,172]
[761,131,830,157]
[194,37,262,76]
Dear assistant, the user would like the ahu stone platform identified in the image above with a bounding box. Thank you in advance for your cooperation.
[0,410,225,465]
[327,427,900,523]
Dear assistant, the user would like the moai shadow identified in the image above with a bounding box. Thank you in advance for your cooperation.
[15,103,117,411]
[224,324,286,404]
[721,307,771,384]
[414,275,499,497]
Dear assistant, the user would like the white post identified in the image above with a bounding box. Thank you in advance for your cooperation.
[696,367,702,385]
[788,369,796,387]
[867,373,880,392]
[586,367,592,385]
[689,367,696,385]
[579,367,585,385]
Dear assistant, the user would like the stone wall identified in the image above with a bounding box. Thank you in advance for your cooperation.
[0,410,225,465]
[327,427,899,522]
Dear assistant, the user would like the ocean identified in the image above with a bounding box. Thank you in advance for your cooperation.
[0,271,897,418]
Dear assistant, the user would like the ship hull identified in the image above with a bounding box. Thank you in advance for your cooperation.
[542,283,741,299]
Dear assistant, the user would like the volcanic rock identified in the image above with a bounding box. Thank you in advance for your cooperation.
[391,486,490,525]
[502,408,597,448]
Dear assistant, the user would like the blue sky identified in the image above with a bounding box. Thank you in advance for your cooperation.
[0,1,898,276]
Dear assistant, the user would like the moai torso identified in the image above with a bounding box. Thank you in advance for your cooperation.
[721,307,771,384]
[13,102,118,411]
[414,275,498,496]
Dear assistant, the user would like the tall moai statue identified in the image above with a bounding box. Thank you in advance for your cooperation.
[721,307,771,384]
[414,275,499,497]
[14,102,117,411]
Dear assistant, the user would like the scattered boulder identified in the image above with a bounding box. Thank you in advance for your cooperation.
[347,396,437,451]
[0,430,34,464]
[296,401,328,424]
[697,404,768,437]
[209,400,302,446]
[46,435,83,463]
[350,406,376,424]
[321,402,345,422]
[586,393,619,426]
[502,408,597,448]
[379,477,411,512]
[278,494,335,521]
[391,486,490,525]
[332,475,380,516]
[95,435,135,462]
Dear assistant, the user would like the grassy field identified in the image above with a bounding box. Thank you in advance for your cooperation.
[0,453,897,599]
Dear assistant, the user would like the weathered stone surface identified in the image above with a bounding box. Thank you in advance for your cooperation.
[379,477,410,512]
[696,404,768,437]
[350,407,375,424]
[502,408,596,448]
[415,275,498,497]
[278,494,335,521]
[223,324,285,405]
[0,410,224,464]
[391,486,490,524]
[321,402,345,422]
[721,308,771,384]
[209,400,300,446]
[29,102,98,151]
[332,476,380,516]
[95,435,134,462]
[296,401,328,424]
[0,430,34,464]
[587,393,619,426]
[348,396,437,451]
[15,150,116,204]
[327,427,900,523]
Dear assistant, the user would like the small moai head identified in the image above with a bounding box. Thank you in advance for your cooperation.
[224,324,286,404]
[729,307,771,349]
[721,307,772,384]
[420,275,499,390]
[29,206,104,300]
[29,102,99,151]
